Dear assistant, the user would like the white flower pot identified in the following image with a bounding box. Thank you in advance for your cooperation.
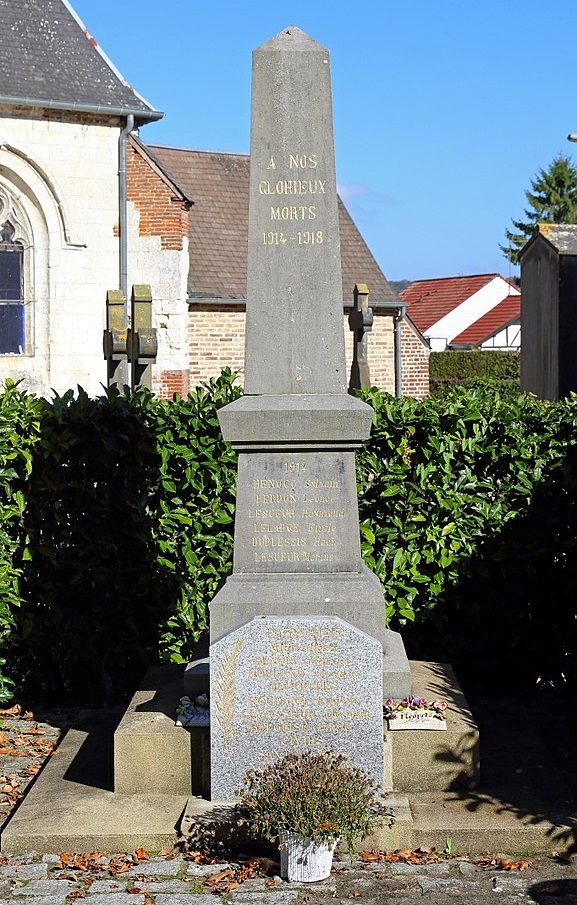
[279,832,338,882]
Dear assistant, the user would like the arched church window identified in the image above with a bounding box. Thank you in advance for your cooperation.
[0,187,32,355]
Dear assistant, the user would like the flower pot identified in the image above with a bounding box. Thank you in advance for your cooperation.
[279,832,338,882]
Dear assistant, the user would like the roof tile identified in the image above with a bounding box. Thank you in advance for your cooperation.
[148,145,400,304]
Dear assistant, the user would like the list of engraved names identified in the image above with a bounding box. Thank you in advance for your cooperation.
[243,621,372,757]
[247,457,346,567]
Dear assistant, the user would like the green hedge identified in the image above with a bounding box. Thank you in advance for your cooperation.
[2,371,240,703]
[356,384,577,691]
[430,350,520,397]
[0,376,575,701]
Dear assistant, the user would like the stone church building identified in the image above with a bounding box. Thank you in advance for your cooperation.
[0,0,429,399]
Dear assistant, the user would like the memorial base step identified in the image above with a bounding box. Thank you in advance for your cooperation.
[113,659,480,798]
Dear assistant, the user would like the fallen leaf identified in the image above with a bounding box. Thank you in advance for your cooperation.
[497,858,537,871]
[205,869,234,886]
[359,850,383,862]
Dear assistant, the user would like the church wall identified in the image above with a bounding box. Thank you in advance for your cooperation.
[0,110,120,395]
[0,111,190,399]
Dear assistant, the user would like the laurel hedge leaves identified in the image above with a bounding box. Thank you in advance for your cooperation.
[355,384,577,691]
[0,373,575,701]
[0,371,240,702]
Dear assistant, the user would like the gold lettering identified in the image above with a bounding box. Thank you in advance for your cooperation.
[266,156,276,170]
[251,536,307,548]
[302,551,334,563]
[313,537,337,547]
[254,551,302,563]
[270,205,317,221]
[289,153,318,169]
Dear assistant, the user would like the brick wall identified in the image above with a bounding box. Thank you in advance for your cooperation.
[126,140,191,398]
[401,319,430,398]
[189,305,246,386]
[345,310,396,395]
[188,304,429,397]
[126,145,189,251]
[154,369,191,399]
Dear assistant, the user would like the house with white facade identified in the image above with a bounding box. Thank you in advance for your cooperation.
[400,274,520,352]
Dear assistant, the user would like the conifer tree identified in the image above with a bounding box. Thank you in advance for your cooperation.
[501,154,577,264]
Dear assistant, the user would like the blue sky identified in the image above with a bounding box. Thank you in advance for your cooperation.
[72,0,577,282]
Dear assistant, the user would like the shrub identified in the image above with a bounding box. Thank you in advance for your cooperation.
[356,385,577,691]
[0,373,575,700]
[238,751,385,850]
[3,370,240,703]
[430,349,520,396]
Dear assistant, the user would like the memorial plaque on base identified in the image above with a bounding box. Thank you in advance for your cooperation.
[210,616,384,799]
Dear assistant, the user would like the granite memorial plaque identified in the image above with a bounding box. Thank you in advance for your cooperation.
[210,616,384,800]
[234,451,360,573]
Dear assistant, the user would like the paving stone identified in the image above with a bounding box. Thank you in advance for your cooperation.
[416,860,451,874]
[126,858,183,877]
[136,879,192,893]
[389,862,421,874]
[9,878,77,897]
[78,895,147,904]
[83,879,125,893]
[491,874,535,893]
[186,860,238,876]
[0,861,48,879]
[418,875,492,895]
[154,896,218,905]
[230,890,299,904]
[6,899,69,905]
[458,859,480,875]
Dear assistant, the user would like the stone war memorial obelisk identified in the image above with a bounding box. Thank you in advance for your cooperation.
[209,26,411,800]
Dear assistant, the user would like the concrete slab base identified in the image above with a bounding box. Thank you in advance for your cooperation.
[0,711,188,855]
[114,660,480,797]
[1,663,575,856]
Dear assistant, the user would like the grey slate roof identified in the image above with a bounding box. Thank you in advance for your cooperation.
[527,223,577,255]
[147,144,402,306]
[0,0,161,122]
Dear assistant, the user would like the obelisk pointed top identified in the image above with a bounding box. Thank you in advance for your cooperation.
[244,25,345,395]
[258,25,328,54]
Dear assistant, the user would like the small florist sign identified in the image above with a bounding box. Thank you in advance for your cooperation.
[384,695,447,731]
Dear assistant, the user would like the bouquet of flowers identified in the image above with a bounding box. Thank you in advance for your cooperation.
[384,695,447,721]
